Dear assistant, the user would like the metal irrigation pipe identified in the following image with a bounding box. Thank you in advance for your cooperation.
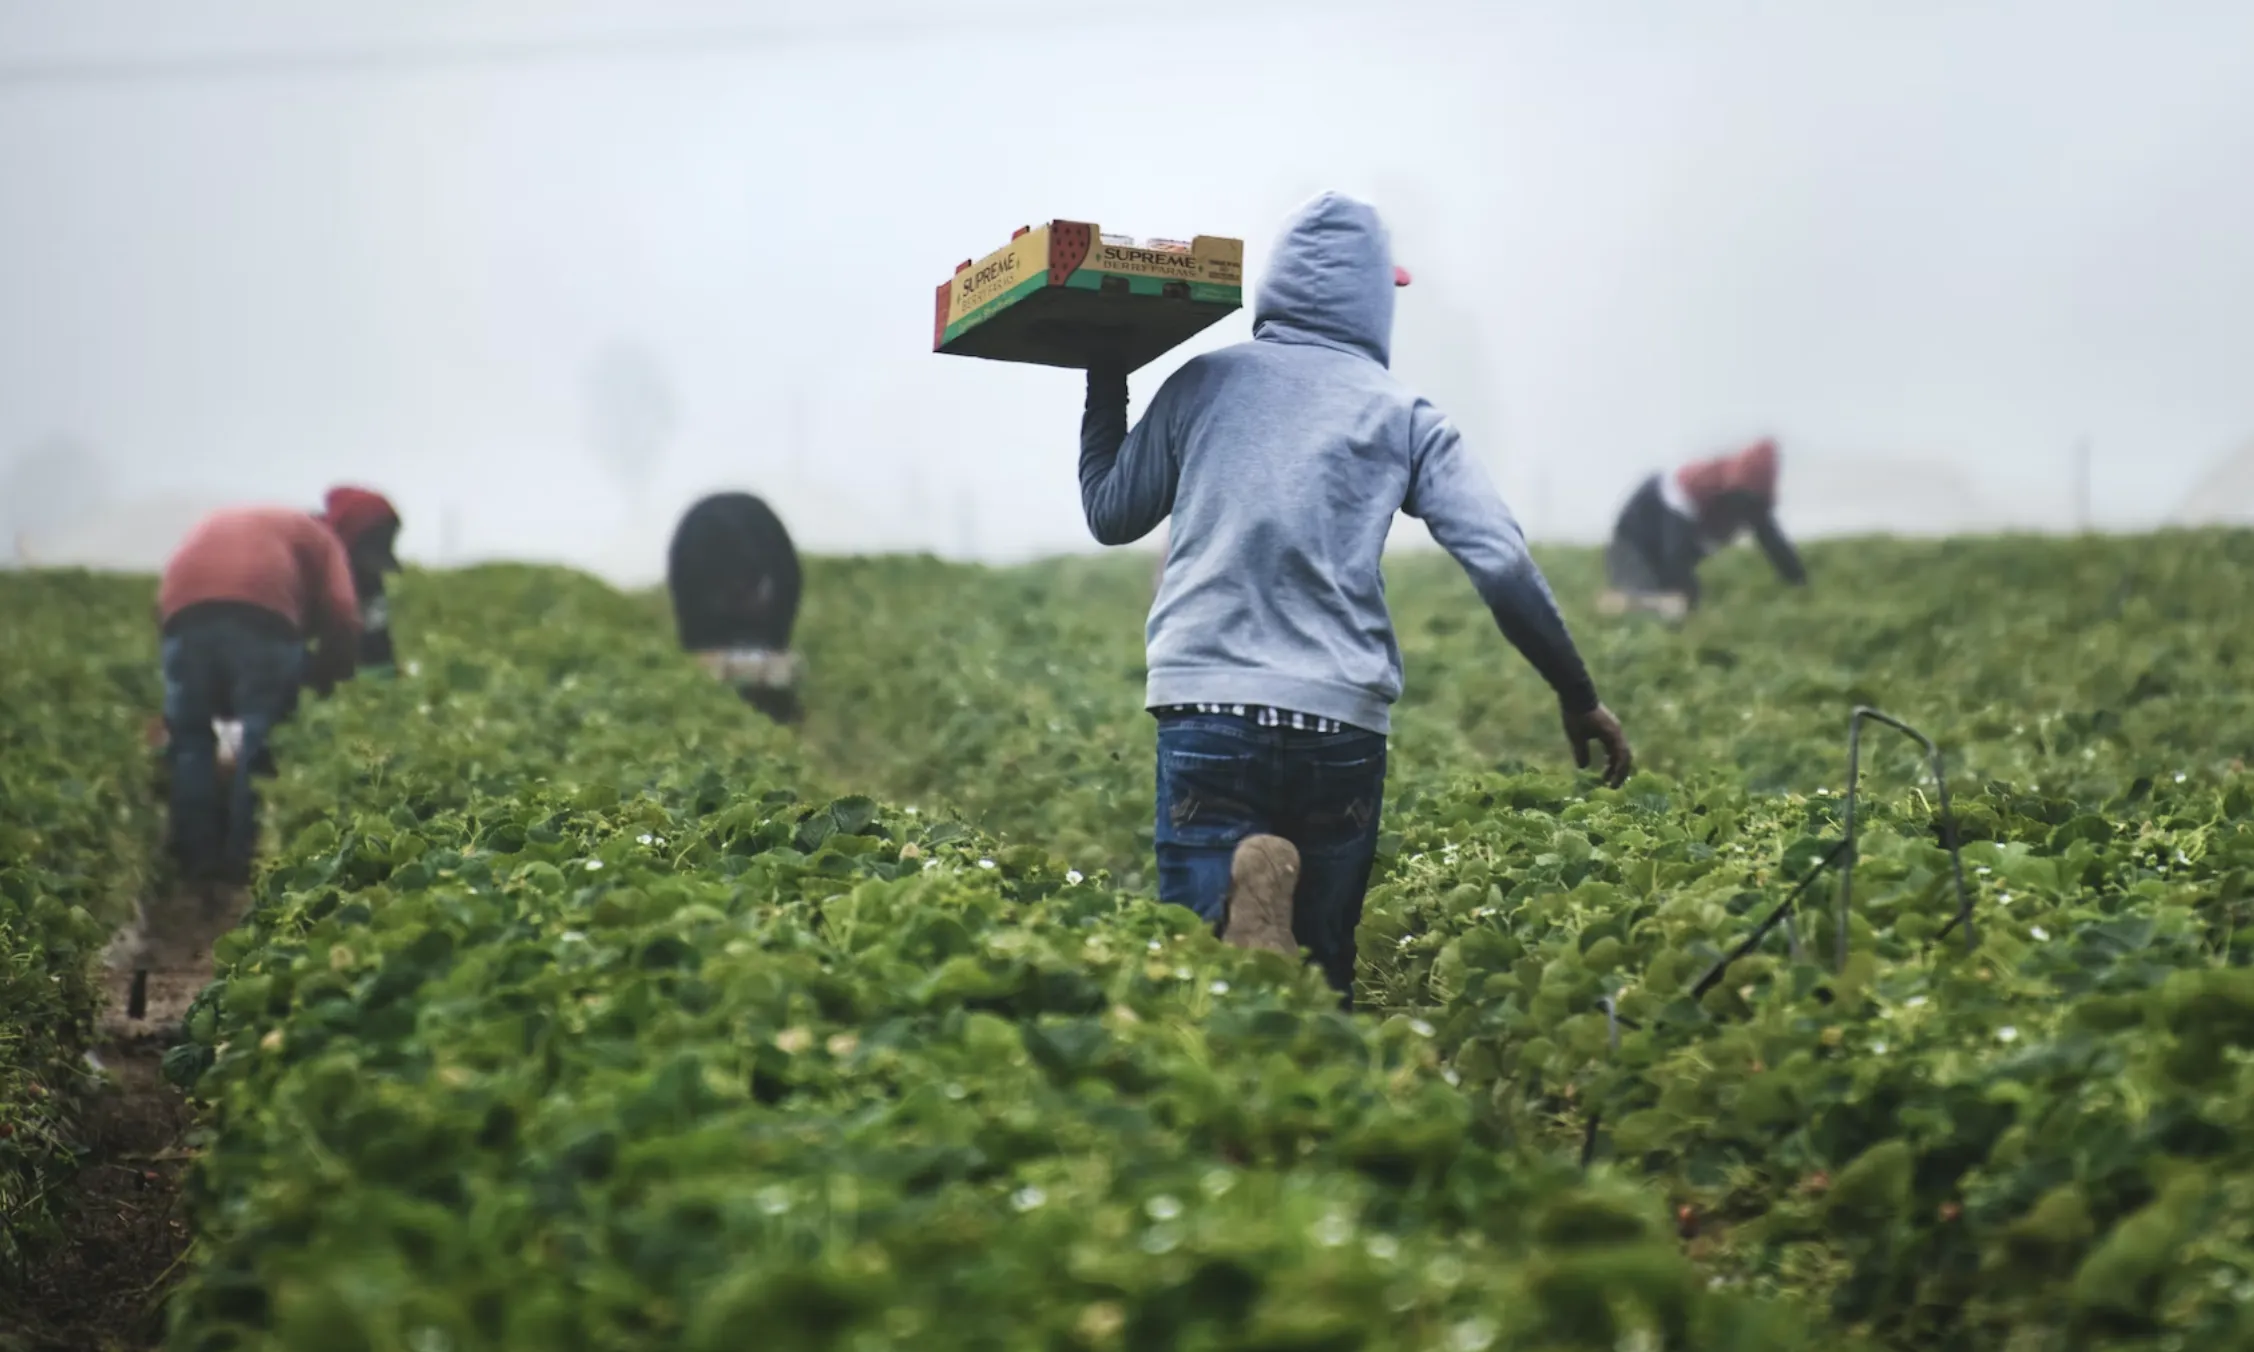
[1689,837,1853,1001]
[1580,705,1971,1170]
[1841,706,1974,964]
[1577,996,1637,1172]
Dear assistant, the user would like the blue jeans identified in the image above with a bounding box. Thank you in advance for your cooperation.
[1153,714,1388,1005]
[162,613,305,884]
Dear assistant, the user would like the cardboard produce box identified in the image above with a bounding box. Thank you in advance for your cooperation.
[933,221,1244,372]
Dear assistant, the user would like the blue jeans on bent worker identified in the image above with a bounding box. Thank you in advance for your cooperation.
[162,611,305,885]
[1153,713,1388,1005]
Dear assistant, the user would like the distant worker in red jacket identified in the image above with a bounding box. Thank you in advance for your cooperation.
[1601,438,1807,619]
[157,504,362,887]
[320,485,405,672]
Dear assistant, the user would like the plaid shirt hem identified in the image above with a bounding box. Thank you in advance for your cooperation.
[1155,703,1346,734]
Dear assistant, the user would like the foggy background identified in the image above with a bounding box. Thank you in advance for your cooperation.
[5,0,2253,586]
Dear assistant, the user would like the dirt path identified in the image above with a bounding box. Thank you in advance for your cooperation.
[1,885,245,1352]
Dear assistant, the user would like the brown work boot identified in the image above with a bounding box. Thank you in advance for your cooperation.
[1222,835,1300,956]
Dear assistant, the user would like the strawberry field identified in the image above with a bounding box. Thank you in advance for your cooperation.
[5,532,2254,1350]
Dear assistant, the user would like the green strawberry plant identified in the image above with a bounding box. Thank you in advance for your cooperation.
[163,564,1827,1351]
[0,569,161,1274]
[6,530,2252,1350]
[782,531,2254,1348]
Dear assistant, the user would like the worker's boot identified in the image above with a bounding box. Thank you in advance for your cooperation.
[1606,589,1691,625]
[1222,835,1300,956]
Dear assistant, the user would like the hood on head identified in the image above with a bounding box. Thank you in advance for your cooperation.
[1680,438,1781,506]
[322,485,402,569]
[1252,191,1403,367]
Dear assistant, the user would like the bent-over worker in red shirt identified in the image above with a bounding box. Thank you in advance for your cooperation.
[157,505,361,887]
[1601,438,1807,620]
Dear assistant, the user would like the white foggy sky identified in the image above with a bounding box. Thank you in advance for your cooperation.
[4,0,2252,581]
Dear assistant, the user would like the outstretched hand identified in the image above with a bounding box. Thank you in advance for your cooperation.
[1563,702,1634,788]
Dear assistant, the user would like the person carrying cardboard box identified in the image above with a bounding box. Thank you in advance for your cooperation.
[1076,190,1633,1006]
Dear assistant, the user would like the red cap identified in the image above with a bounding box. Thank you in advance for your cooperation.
[1676,438,1781,509]
[1393,265,1413,287]
[322,486,401,563]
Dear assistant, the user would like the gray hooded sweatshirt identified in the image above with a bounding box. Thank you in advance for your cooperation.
[1079,191,1596,735]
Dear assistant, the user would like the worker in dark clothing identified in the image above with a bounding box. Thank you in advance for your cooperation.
[1602,438,1806,619]
[666,491,805,724]
[319,485,404,672]
[157,505,361,887]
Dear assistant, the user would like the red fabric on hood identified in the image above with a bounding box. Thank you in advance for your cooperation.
[1676,439,1779,510]
[322,486,400,548]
